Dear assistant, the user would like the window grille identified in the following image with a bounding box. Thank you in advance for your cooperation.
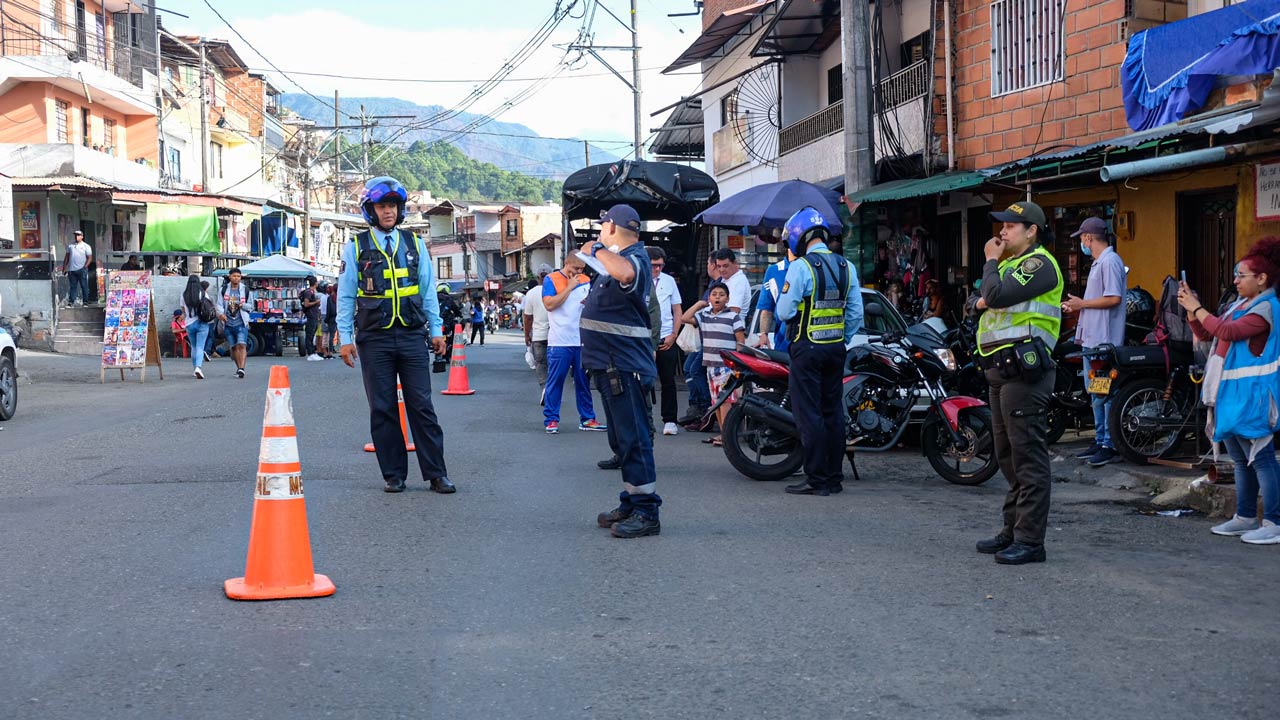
[990,0,1065,97]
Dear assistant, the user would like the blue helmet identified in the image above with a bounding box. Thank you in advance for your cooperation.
[360,176,408,226]
[783,206,830,257]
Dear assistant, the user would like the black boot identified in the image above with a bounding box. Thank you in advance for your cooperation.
[610,513,660,538]
[994,542,1046,565]
[976,535,1014,554]
[597,455,621,470]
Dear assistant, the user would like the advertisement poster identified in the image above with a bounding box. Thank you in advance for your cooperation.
[101,271,153,369]
[18,200,40,250]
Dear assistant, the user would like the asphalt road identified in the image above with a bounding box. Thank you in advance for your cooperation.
[1,332,1276,720]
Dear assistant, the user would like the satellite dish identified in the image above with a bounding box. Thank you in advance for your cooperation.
[728,63,781,168]
[318,221,335,238]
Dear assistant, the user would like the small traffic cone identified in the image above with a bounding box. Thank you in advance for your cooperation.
[441,323,476,396]
[364,380,415,452]
[225,365,335,601]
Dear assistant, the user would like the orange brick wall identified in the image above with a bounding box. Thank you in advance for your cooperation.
[702,0,760,29]
[226,72,266,138]
[949,0,1131,169]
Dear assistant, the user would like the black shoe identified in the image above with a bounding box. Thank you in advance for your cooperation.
[976,535,1014,554]
[384,479,406,493]
[830,482,844,494]
[1074,443,1101,459]
[597,507,630,528]
[785,481,830,497]
[995,542,1046,565]
[611,513,660,538]
[597,455,621,470]
[677,406,707,425]
[1086,448,1121,467]
[429,476,456,494]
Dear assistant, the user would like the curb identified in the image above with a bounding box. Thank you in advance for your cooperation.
[1051,441,1236,517]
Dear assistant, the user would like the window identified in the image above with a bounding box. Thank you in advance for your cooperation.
[103,118,116,154]
[506,219,518,237]
[827,64,843,106]
[209,141,224,178]
[720,91,738,128]
[80,107,90,147]
[53,0,66,34]
[438,257,453,279]
[168,147,182,183]
[991,0,1065,96]
[54,100,69,142]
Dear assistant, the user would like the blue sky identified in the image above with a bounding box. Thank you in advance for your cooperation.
[170,0,706,145]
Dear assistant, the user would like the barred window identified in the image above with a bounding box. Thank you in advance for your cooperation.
[990,0,1065,97]
[55,101,70,142]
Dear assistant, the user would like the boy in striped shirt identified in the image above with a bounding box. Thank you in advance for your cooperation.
[680,281,746,446]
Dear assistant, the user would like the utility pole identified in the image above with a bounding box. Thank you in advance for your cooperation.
[569,1,644,160]
[360,104,369,176]
[841,0,875,198]
[300,132,311,261]
[148,2,165,187]
[584,140,590,167]
[333,90,340,212]
[199,39,209,192]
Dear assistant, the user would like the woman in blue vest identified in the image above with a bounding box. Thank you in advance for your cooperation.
[1179,236,1280,545]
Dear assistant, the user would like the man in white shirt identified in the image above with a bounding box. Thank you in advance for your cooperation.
[62,230,93,306]
[714,248,751,323]
[647,247,684,435]
[541,256,605,434]
[522,264,552,388]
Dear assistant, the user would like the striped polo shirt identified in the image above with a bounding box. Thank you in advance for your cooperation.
[697,307,744,367]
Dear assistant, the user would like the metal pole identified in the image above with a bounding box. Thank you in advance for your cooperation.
[944,0,956,170]
[360,104,368,175]
[148,2,164,186]
[630,0,642,160]
[842,0,874,197]
[199,39,208,192]
[333,90,340,213]
[584,140,590,167]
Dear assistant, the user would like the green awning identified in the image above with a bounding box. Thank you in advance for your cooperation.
[849,171,990,203]
[141,202,218,252]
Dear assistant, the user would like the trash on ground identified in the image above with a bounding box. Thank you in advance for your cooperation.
[1156,509,1199,517]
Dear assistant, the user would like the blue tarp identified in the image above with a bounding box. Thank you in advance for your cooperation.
[249,211,300,256]
[1122,0,1280,131]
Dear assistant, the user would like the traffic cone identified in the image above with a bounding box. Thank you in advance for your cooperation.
[225,365,335,601]
[364,380,415,452]
[441,323,475,396]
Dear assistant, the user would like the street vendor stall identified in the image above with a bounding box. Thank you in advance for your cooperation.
[211,255,335,357]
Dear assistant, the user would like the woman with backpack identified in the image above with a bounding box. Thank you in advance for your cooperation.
[182,274,216,379]
[1179,236,1280,545]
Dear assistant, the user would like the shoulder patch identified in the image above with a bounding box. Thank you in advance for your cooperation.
[782,281,790,293]
[340,260,346,275]
[1020,256,1044,274]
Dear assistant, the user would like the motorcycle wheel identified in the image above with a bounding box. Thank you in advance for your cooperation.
[721,395,804,481]
[922,407,999,485]
[1108,377,1194,465]
[1045,406,1067,445]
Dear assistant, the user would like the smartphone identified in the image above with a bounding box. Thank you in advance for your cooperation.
[1180,270,1187,284]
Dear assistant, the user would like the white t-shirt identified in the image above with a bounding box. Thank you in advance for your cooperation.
[66,240,92,271]
[542,272,590,347]
[724,269,751,323]
[652,272,683,338]
[522,285,550,342]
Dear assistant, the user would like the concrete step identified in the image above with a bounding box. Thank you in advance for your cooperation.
[53,304,107,356]
[51,337,105,356]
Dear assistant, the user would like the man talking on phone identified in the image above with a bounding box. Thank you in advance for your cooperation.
[972,201,1064,565]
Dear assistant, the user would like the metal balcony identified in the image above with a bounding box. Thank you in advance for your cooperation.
[778,60,932,157]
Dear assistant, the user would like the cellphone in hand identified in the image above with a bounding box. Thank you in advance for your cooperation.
[1180,270,1187,284]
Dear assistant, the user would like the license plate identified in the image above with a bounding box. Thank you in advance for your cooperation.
[1087,377,1111,395]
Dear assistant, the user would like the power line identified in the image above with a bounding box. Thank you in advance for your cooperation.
[247,64,678,83]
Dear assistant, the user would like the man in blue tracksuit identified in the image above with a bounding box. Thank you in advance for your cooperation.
[337,176,455,495]
[755,256,791,351]
[775,207,863,497]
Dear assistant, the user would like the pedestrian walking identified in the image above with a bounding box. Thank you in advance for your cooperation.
[61,230,93,306]
[181,274,216,379]
[775,208,862,497]
[1180,236,1280,545]
[680,282,745,447]
[469,297,486,346]
[322,282,339,358]
[648,247,684,436]
[337,176,455,495]
[581,204,661,539]
[301,275,322,360]
[218,266,251,378]
[1061,217,1126,466]
[972,201,1064,565]
[522,264,553,390]
[541,255,604,434]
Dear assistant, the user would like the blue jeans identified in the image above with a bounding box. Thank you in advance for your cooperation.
[544,345,594,425]
[595,370,660,519]
[1222,435,1280,523]
[186,321,210,369]
[225,322,248,346]
[67,268,88,304]
[684,350,710,408]
[1082,367,1113,449]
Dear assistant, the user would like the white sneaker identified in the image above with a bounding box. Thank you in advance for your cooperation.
[193,367,204,379]
[663,422,679,436]
[1241,519,1280,545]
[307,353,324,362]
[1211,515,1261,536]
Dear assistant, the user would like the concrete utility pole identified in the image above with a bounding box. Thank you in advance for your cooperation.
[333,90,340,213]
[569,0,644,160]
[199,39,209,192]
[148,2,165,187]
[841,0,874,198]
[584,140,590,166]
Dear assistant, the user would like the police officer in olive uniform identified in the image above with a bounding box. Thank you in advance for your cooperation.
[337,176,456,495]
[973,201,1064,564]
[775,207,863,497]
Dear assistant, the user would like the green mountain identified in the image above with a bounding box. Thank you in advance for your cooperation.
[281,94,623,181]
[372,141,562,203]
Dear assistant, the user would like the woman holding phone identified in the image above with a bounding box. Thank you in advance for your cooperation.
[1177,236,1280,545]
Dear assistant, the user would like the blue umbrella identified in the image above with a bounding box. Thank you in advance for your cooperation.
[694,180,844,232]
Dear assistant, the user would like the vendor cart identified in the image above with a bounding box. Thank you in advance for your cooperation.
[211,255,336,357]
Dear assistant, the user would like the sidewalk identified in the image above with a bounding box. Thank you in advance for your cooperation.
[1052,435,1236,517]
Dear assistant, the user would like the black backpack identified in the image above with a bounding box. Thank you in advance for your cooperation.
[198,296,218,323]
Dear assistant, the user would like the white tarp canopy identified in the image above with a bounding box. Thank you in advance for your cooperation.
[212,254,336,279]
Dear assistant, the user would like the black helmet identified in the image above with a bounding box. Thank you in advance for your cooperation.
[1125,286,1155,323]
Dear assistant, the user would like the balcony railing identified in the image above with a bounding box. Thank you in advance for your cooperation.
[877,60,930,110]
[0,26,145,89]
[779,101,843,156]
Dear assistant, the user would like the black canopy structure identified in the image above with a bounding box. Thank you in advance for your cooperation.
[561,160,719,300]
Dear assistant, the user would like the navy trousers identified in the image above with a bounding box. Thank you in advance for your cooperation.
[357,326,447,483]
[788,340,846,489]
[595,370,661,519]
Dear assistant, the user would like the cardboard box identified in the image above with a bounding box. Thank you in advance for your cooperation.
[1132,0,1166,21]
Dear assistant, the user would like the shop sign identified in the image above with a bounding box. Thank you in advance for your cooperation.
[1255,161,1280,221]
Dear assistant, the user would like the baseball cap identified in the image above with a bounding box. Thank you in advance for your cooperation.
[536,263,553,276]
[989,201,1047,229]
[73,230,84,236]
[596,204,642,232]
[1071,216,1109,238]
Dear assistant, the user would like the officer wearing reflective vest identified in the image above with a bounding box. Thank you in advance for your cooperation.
[775,207,863,497]
[973,200,1063,565]
[337,176,456,495]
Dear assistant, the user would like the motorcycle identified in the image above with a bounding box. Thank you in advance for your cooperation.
[709,328,999,486]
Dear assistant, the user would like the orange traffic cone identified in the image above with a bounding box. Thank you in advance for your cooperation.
[441,323,475,396]
[364,380,415,452]
[225,365,335,601]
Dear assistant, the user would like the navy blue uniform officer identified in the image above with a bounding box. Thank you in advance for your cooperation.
[337,176,455,494]
[775,207,863,497]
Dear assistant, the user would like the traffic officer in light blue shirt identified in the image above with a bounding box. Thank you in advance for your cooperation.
[776,207,863,497]
[337,176,455,495]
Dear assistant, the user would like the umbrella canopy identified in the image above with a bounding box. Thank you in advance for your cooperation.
[561,160,719,224]
[212,254,335,279]
[695,180,844,232]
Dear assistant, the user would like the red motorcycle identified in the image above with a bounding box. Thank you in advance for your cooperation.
[708,328,998,485]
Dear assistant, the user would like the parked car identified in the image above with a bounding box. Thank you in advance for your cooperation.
[744,285,909,348]
[0,296,17,421]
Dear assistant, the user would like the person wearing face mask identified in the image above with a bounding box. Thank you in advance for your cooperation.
[1061,217,1126,467]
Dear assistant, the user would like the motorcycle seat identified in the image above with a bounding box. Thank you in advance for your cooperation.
[756,348,792,366]
[1112,344,1193,367]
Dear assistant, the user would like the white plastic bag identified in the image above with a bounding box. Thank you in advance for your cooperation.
[525,347,537,370]
[676,324,701,354]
